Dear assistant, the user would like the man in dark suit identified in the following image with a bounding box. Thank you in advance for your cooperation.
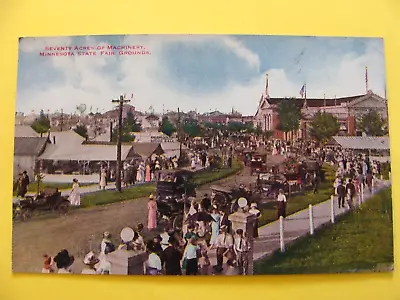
[345,178,356,209]
[336,180,346,208]
[20,171,30,197]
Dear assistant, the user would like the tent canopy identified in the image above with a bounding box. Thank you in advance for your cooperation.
[327,136,390,150]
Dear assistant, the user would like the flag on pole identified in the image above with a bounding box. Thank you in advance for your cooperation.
[365,66,369,93]
[299,84,305,98]
[265,73,269,98]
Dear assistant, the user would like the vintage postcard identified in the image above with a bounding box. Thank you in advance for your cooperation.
[12,35,393,275]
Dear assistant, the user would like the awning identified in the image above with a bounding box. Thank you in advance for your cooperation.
[327,136,390,150]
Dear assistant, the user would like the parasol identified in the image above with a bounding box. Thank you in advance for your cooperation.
[185,211,217,223]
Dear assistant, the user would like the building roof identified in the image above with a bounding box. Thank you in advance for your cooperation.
[39,143,132,161]
[14,137,48,156]
[14,125,39,137]
[327,136,390,150]
[266,95,363,108]
[132,143,164,158]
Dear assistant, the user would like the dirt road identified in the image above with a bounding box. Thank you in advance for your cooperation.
[12,167,255,273]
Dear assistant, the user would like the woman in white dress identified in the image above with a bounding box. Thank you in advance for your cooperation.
[69,178,80,206]
[99,168,107,190]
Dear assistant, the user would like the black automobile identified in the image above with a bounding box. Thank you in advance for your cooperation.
[155,169,197,229]
[13,187,70,221]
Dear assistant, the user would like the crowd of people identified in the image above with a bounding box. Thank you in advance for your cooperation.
[42,193,262,276]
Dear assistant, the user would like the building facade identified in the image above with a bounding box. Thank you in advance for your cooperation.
[254,91,388,140]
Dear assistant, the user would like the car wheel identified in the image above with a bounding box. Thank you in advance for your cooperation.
[21,208,33,221]
[58,202,69,215]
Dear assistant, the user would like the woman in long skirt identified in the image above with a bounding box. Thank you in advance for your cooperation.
[147,194,157,230]
[145,163,151,182]
[99,169,107,190]
[69,178,80,206]
[209,206,221,246]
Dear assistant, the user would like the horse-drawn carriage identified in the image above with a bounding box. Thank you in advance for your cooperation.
[13,187,70,221]
[155,169,197,230]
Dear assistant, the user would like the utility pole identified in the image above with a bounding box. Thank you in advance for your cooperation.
[60,109,64,132]
[178,107,182,160]
[111,95,131,192]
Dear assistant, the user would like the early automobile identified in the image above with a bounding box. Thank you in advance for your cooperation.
[155,169,197,229]
[13,187,70,221]
[209,184,255,213]
[256,173,289,198]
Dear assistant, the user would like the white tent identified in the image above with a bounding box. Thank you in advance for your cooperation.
[328,136,390,150]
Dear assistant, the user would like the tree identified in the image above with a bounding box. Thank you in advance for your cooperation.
[276,98,302,139]
[183,118,202,137]
[255,124,262,136]
[31,109,51,137]
[309,111,340,144]
[112,126,134,142]
[159,116,176,137]
[358,110,387,136]
[74,124,88,138]
[125,111,142,132]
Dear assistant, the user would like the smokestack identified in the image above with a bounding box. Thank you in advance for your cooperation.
[109,121,113,142]
[53,136,56,144]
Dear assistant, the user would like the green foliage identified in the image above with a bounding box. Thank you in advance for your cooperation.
[255,124,262,136]
[125,111,142,132]
[255,188,393,274]
[310,111,340,144]
[358,110,387,136]
[73,124,88,138]
[276,98,301,133]
[111,112,141,143]
[182,118,202,137]
[159,116,177,137]
[31,109,50,135]
[112,126,134,142]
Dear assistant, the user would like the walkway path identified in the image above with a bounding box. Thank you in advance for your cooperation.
[12,165,206,202]
[201,179,391,275]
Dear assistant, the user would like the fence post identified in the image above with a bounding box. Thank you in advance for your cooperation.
[360,183,364,203]
[309,204,314,235]
[372,178,375,194]
[279,216,285,252]
[330,195,335,223]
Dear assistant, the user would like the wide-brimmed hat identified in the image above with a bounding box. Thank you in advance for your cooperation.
[53,249,74,269]
[149,194,154,200]
[83,251,100,266]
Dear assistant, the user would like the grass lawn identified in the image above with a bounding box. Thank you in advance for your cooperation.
[254,187,394,274]
[80,183,155,208]
[258,164,336,227]
[13,182,96,196]
[192,159,243,186]
[77,160,243,208]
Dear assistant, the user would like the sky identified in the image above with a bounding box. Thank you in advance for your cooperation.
[16,35,386,116]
